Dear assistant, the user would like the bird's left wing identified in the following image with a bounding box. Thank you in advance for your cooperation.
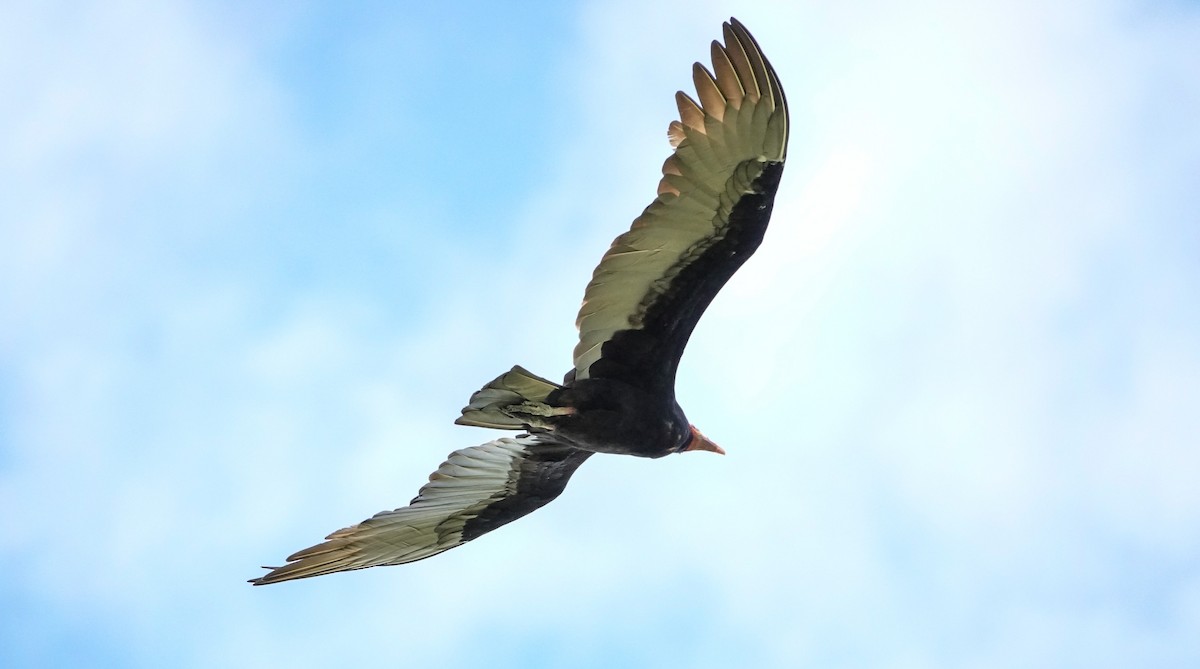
[250,435,592,585]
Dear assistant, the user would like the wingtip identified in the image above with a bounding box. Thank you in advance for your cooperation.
[248,565,288,586]
[248,573,273,586]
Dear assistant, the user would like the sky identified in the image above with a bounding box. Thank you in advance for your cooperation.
[2,0,1198,667]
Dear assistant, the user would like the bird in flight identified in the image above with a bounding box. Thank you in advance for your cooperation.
[251,17,789,585]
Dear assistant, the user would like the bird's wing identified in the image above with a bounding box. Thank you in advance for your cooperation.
[572,19,789,392]
[250,435,592,585]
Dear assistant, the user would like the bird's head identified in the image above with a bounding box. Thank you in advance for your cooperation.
[678,425,725,455]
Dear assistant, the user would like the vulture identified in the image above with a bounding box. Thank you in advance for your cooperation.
[250,18,788,585]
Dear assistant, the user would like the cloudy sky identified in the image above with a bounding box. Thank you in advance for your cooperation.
[2,0,1198,667]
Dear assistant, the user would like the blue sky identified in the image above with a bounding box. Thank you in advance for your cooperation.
[2,0,1199,667]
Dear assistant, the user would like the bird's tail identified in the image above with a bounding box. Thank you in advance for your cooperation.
[455,365,570,430]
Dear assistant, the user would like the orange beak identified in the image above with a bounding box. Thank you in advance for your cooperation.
[683,425,725,455]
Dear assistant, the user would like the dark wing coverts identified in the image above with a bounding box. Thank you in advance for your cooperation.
[573,19,789,392]
[251,436,590,585]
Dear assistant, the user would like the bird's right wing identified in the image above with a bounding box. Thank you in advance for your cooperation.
[250,435,592,585]
[572,18,788,393]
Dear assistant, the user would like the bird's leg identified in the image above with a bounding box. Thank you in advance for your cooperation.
[508,403,577,418]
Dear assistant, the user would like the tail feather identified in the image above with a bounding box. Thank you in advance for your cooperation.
[456,366,564,429]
